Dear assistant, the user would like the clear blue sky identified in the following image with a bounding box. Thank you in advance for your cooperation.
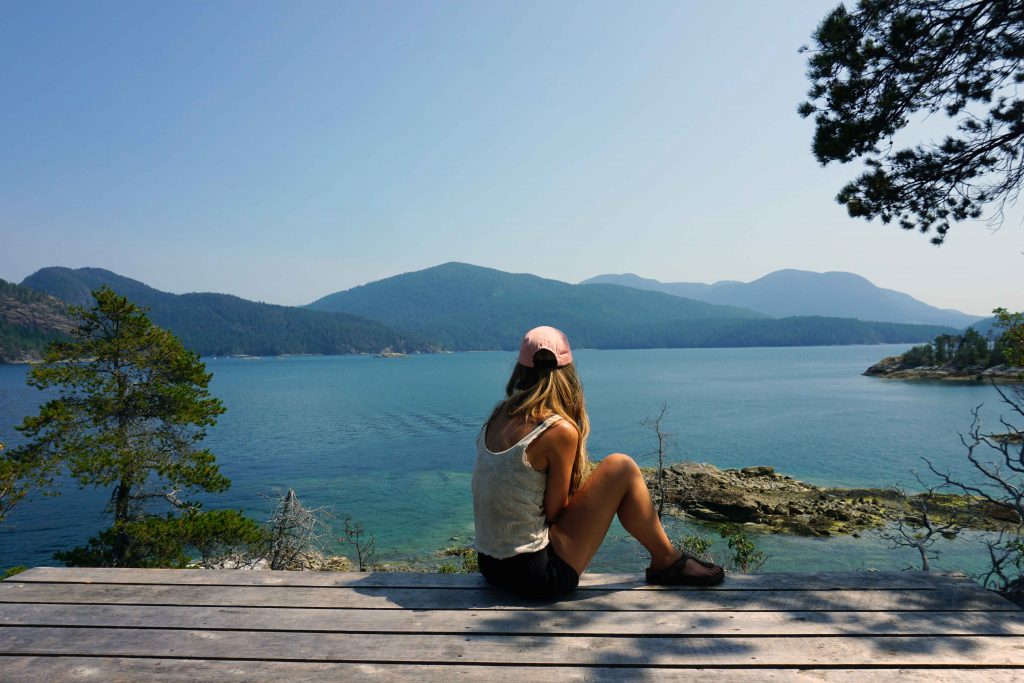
[3,0,1022,314]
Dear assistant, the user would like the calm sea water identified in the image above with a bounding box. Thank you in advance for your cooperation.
[0,345,1012,573]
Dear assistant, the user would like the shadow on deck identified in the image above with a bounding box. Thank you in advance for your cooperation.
[2,567,1023,681]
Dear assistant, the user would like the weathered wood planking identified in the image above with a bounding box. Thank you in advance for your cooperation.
[1,659,1019,683]
[5,602,1024,636]
[2,568,1022,681]
[4,627,1024,667]
[0,581,1013,611]
[11,566,975,590]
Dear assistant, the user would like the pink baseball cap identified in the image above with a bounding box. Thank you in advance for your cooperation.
[518,326,573,368]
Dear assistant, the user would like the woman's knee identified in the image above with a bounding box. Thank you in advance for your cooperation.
[599,453,640,477]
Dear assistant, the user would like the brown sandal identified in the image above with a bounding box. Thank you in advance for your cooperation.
[645,549,725,586]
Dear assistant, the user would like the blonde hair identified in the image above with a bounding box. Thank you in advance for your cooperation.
[490,353,591,495]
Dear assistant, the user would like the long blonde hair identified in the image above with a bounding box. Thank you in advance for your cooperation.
[489,352,591,495]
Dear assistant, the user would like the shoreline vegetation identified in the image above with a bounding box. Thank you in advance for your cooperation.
[136,459,1020,575]
[177,461,1024,574]
[864,323,1023,383]
[864,356,1023,382]
[4,459,1018,577]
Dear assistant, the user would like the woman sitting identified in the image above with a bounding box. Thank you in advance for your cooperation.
[472,325,725,598]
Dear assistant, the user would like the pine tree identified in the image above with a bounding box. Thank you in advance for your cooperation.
[11,287,260,566]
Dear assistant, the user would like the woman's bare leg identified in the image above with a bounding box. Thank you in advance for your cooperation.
[548,453,681,575]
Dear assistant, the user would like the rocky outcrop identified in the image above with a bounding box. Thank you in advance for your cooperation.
[644,461,1017,537]
[864,355,1023,382]
[989,432,1024,445]
[0,295,75,334]
[0,285,75,363]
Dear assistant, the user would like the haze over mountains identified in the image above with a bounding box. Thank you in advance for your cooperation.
[308,262,764,350]
[582,270,984,329]
[307,262,955,351]
[2,262,968,362]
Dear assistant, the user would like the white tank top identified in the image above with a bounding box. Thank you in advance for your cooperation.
[472,414,563,559]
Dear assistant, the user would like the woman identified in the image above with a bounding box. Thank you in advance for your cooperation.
[472,325,724,598]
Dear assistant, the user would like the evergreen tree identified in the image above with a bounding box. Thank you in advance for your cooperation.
[995,308,1024,367]
[10,287,260,566]
[800,1,1024,243]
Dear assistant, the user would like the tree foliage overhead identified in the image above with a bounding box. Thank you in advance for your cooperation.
[800,0,1024,243]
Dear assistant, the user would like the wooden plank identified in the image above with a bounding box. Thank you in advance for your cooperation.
[4,603,1024,636]
[4,628,1024,667]
[1,658,1018,683]
[0,658,1018,683]
[0,581,1014,611]
[9,567,977,591]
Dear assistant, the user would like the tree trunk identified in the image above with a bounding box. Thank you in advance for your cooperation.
[112,477,132,565]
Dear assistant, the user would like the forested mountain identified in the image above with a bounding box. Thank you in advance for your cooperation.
[21,267,436,357]
[582,270,983,328]
[0,279,75,363]
[309,262,764,350]
[12,263,960,359]
[309,263,955,350]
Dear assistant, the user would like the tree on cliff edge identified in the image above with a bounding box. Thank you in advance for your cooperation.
[10,287,261,566]
[800,0,1024,244]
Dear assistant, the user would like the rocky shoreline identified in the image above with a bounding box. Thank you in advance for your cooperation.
[643,461,1019,537]
[863,356,1023,382]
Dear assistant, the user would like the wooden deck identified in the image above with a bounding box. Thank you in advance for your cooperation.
[2,568,1023,680]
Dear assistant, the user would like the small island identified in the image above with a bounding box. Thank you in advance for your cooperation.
[864,326,1023,381]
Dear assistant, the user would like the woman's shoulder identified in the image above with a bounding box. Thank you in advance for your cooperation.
[536,416,578,446]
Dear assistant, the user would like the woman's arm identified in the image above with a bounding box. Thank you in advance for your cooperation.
[527,421,580,525]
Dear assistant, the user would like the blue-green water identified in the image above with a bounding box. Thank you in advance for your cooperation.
[0,345,1011,573]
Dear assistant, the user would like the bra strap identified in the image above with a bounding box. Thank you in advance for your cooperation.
[519,414,563,449]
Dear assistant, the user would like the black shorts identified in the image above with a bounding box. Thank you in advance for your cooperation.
[478,544,580,599]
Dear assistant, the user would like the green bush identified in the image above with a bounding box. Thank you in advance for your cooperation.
[678,533,715,561]
[55,510,265,568]
[2,566,27,580]
[721,527,767,573]
[440,545,479,573]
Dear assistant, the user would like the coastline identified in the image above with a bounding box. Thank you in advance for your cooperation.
[642,461,1017,538]
[863,355,1023,382]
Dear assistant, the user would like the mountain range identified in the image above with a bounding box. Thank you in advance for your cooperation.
[308,262,955,351]
[581,270,984,329]
[19,267,436,357]
[308,262,765,351]
[1,263,969,362]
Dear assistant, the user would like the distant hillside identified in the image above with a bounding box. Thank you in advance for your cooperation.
[968,316,1001,336]
[0,279,75,363]
[309,263,955,350]
[309,262,764,350]
[582,270,984,328]
[22,267,436,357]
